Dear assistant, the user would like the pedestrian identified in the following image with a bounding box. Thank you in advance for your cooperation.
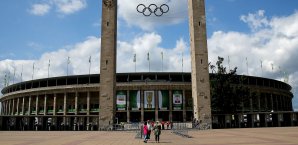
[166,121,169,129]
[154,121,161,143]
[143,122,148,143]
[161,121,165,130]
[147,120,152,140]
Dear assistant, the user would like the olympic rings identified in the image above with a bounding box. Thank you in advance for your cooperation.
[136,4,169,17]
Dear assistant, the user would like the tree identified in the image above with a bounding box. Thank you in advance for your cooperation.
[210,56,237,114]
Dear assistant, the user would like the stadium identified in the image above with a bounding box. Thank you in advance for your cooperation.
[0,72,296,130]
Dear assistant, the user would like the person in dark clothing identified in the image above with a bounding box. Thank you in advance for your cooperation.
[154,121,161,143]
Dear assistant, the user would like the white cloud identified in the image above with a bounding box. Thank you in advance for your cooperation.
[240,10,270,31]
[52,0,87,15]
[29,3,51,16]
[209,10,298,109]
[3,9,298,110]
[29,0,87,16]
[0,32,188,91]
[0,36,100,92]
[117,33,189,72]
[118,0,188,31]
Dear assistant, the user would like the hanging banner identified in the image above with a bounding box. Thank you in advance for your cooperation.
[185,90,193,110]
[158,90,169,110]
[116,91,126,110]
[130,90,141,110]
[173,90,183,110]
[144,91,155,110]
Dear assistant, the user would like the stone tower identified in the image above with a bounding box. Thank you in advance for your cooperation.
[99,0,117,129]
[188,0,212,128]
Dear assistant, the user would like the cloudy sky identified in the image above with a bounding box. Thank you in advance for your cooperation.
[0,0,298,110]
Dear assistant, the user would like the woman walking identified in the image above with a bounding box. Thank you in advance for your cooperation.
[154,121,161,143]
[143,122,148,143]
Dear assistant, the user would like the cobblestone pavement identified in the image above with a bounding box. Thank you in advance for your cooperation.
[0,127,297,145]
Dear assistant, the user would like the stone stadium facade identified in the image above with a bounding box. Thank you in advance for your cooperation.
[0,72,296,130]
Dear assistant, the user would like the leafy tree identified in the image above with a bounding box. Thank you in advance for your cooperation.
[210,56,237,114]
[210,56,253,114]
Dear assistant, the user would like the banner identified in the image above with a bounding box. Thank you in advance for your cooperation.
[144,91,155,110]
[158,90,169,110]
[116,91,126,110]
[173,90,183,110]
[185,91,193,110]
[130,90,141,110]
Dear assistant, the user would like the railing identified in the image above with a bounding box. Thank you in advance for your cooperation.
[171,122,192,138]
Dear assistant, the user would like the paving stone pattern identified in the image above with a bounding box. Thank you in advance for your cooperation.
[0,127,297,145]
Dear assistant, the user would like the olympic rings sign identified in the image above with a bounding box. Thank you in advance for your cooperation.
[136,4,169,17]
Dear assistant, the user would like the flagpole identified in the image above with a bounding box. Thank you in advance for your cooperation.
[67,57,70,76]
[4,73,7,87]
[161,51,163,72]
[32,63,35,80]
[182,52,184,73]
[228,56,230,71]
[7,72,10,86]
[48,59,50,78]
[13,67,16,84]
[260,60,263,77]
[89,56,91,84]
[246,57,248,75]
[147,52,150,72]
[21,65,23,83]
[89,56,91,75]
[133,53,136,72]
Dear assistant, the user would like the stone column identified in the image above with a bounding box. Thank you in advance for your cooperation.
[63,93,67,116]
[53,94,57,116]
[22,97,25,115]
[44,95,47,115]
[87,92,90,127]
[87,92,90,116]
[188,0,212,128]
[141,90,144,122]
[1,102,4,115]
[17,98,20,115]
[28,96,31,115]
[99,0,117,129]
[3,101,6,115]
[35,96,39,115]
[0,102,3,115]
[155,90,159,121]
[75,92,78,131]
[5,100,9,115]
[6,100,9,115]
[0,102,2,115]
[169,90,173,122]
[11,99,14,115]
[75,92,78,115]
[127,90,130,123]
[183,90,186,122]
[8,100,11,115]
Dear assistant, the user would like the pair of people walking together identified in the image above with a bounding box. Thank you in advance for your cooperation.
[143,121,161,143]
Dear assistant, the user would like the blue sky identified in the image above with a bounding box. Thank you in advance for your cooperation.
[0,0,298,110]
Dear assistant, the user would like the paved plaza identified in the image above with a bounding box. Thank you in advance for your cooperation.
[0,127,297,145]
